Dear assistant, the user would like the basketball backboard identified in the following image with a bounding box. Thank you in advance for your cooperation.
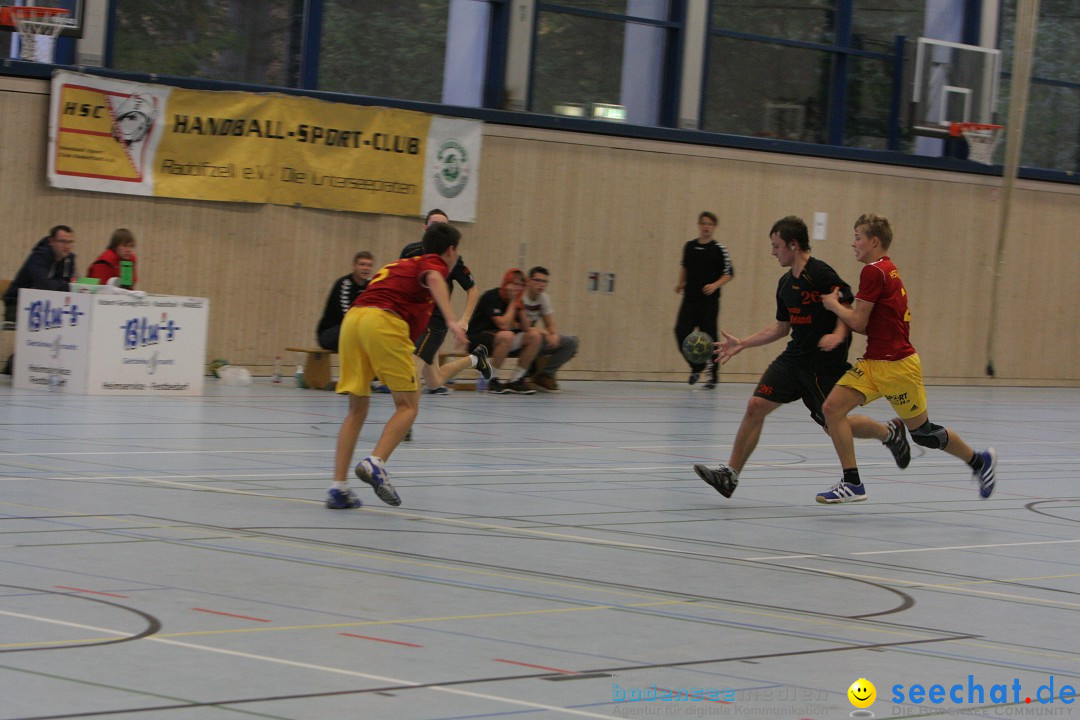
[908,37,1001,137]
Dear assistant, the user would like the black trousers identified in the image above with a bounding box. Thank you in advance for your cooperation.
[674,298,719,373]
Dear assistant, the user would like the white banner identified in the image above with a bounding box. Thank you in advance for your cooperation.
[422,117,483,223]
[14,290,209,396]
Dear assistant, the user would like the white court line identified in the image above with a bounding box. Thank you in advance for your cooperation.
[746,539,1080,561]
[0,609,615,718]
[852,539,1080,555]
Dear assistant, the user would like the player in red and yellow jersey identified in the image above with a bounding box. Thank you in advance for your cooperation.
[816,213,997,503]
[327,222,492,510]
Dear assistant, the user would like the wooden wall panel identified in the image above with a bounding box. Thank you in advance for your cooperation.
[3,78,1077,385]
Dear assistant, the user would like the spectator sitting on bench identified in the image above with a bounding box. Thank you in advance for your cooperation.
[316,250,374,352]
[521,266,579,393]
[466,268,539,395]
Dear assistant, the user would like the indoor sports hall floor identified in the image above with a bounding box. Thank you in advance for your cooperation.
[1,379,1078,720]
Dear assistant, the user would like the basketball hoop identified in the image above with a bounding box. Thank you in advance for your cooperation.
[949,122,1004,165]
[1,5,71,63]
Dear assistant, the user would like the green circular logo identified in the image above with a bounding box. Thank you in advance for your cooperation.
[434,139,469,198]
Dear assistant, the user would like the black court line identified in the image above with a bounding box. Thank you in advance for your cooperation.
[0,585,161,653]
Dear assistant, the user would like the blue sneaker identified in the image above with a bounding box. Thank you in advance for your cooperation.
[326,487,362,509]
[425,386,451,395]
[974,448,997,498]
[815,480,867,504]
[355,457,402,506]
[372,383,391,394]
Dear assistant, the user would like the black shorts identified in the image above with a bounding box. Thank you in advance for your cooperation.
[753,355,850,428]
[414,313,448,364]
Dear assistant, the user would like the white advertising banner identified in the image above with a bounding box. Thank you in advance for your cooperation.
[13,290,92,393]
[14,290,209,396]
[421,116,483,223]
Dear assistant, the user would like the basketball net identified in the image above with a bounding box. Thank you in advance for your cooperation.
[9,6,68,63]
[961,126,1003,165]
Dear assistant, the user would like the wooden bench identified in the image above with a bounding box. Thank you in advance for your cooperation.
[285,347,334,390]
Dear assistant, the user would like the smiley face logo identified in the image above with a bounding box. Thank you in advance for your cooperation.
[848,678,876,708]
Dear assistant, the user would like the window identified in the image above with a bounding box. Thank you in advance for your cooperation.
[1000,0,1080,172]
[318,0,449,102]
[111,0,297,86]
[532,2,674,125]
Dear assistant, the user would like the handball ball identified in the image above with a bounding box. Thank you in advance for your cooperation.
[681,331,715,365]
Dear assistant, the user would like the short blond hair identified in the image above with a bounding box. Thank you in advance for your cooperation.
[854,214,892,249]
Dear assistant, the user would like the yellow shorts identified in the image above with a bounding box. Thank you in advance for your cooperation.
[336,307,419,396]
[835,354,928,420]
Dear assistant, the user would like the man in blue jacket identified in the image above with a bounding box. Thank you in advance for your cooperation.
[4,225,78,323]
[3,225,77,374]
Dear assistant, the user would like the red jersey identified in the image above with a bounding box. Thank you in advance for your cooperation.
[856,257,916,361]
[354,254,450,341]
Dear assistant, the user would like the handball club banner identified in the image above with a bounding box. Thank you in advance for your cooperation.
[47,71,482,221]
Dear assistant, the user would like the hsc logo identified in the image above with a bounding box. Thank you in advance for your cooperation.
[25,297,86,331]
[121,313,182,350]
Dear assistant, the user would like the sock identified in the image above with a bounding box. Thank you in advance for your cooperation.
[333,481,348,491]
[968,453,984,472]
[469,354,478,367]
[883,423,896,445]
[510,368,526,382]
[843,467,862,486]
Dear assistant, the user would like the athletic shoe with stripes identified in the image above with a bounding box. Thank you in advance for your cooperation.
[883,417,911,469]
[326,487,362,509]
[694,463,738,498]
[355,457,402,506]
[815,480,867,504]
[974,448,997,498]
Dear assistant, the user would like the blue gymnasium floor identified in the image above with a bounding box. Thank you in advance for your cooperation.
[0,379,1078,720]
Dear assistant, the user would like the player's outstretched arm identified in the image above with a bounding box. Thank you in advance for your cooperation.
[719,322,789,364]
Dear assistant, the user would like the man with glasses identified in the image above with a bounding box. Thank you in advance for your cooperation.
[675,211,734,389]
[520,266,578,392]
[4,225,78,324]
[3,225,78,375]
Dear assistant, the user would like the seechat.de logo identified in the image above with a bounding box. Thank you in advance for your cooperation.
[25,297,85,332]
[121,313,182,350]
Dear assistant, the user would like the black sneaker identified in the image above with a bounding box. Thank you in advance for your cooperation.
[883,417,911,469]
[688,372,700,386]
[472,345,493,380]
[694,463,738,498]
[505,379,536,395]
[488,378,511,394]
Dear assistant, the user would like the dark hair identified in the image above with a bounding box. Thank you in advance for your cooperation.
[49,225,73,238]
[424,208,449,224]
[855,213,893,249]
[353,250,374,262]
[769,216,810,251]
[698,211,718,225]
[422,222,461,255]
[108,228,135,251]
[528,266,549,279]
